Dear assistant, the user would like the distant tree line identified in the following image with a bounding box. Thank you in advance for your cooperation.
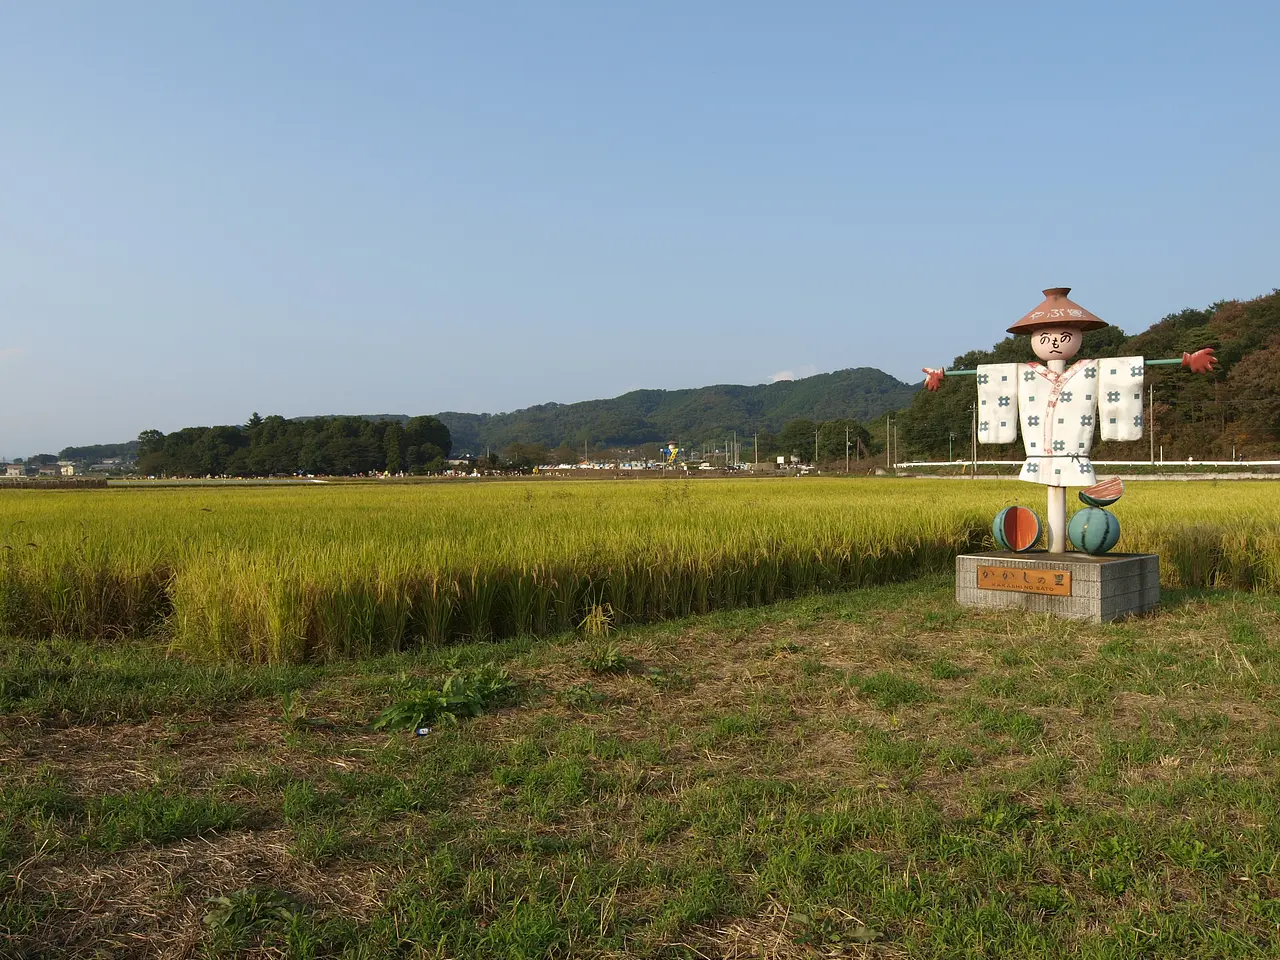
[436,367,915,454]
[477,417,877,473]
[136,414,451,477]
[107,289,1279,478]
[57,441,140,462]
[759,418,874,463]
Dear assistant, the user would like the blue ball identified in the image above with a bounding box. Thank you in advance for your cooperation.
[1068,507,1120,555]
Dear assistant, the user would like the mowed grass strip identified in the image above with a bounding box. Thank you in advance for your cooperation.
[3,577,1279,958]
[3,478,1280,661]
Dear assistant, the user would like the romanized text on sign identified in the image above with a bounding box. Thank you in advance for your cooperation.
[976,565,1072,596]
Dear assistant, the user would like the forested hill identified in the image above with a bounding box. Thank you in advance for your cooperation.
[57,440,139,462]
[434,367,918,454]
[59,368,909,469]
[900,288,1280,460]
[76,288,1277,468]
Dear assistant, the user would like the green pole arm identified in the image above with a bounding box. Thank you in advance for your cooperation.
[941,357,1185,377]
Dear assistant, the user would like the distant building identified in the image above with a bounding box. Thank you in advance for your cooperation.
[3,463,24,478]
[58,461,76,476]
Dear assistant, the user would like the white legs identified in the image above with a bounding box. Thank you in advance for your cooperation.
[1047,486,1067,554]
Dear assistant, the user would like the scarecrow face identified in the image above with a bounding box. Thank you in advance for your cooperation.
[1031,325,1083,362]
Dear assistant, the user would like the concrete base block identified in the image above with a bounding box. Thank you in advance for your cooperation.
[956,551,1160,623]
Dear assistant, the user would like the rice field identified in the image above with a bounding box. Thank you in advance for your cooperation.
[2,479,1279,662]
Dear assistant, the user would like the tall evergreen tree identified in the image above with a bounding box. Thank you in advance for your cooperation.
[384,423,404,474]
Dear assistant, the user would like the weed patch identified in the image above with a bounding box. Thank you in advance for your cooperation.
[372,663,516,731]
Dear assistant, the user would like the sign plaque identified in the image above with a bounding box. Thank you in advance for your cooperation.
[977,565,1071,596]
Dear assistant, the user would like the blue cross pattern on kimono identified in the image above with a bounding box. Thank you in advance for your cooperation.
[975,357,1145,488]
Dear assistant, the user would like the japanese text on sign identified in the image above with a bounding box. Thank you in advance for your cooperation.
[977,565,1072,596]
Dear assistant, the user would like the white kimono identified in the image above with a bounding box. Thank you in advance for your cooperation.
[975,357,1145,487]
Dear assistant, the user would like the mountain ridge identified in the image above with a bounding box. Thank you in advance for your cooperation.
[317,367,919,454]
[59,285,1279,463]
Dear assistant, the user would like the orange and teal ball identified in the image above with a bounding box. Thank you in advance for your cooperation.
[1069,507,1120,555]
[992,505,1042,552]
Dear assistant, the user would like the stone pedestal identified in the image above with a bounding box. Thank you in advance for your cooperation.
[955,551,1159,623]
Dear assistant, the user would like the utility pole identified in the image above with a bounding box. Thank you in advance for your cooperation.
[970,402,978,479]
[754,433,758,466]
[732,431,737,469]
[1148,383,1154,464]
[949,431,955,463]
[845,425,850,474]
[885,414,891,471]
[814,426,820,467]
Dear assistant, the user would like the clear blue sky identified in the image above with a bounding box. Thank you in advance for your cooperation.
[3,2,1277,457]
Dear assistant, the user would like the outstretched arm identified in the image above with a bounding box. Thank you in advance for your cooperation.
[1146,348,1216,374]
[925,348,1216,391]
[922,367,977,391]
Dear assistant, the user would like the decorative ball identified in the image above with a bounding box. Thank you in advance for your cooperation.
[992,505,1042,552]
[1068,507,1120,555]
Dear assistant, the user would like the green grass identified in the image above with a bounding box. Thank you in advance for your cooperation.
[0,639,319,722]
[850,670,936,711]
[86,787,245,852]
[3,577,1280,957]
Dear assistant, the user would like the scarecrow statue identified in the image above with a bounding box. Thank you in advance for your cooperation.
[922,287,1216,555]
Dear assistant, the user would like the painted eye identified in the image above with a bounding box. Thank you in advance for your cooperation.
[1060,332,1073,343]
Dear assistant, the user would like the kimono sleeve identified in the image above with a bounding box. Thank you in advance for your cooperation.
[976,363,1020,444]
[1099,356,1145,441]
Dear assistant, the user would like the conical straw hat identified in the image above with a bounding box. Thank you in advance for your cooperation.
[1007,287,1108,335]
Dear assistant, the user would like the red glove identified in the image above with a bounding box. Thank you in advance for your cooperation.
[1182,348,1216,374]
[923,367,945,391]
